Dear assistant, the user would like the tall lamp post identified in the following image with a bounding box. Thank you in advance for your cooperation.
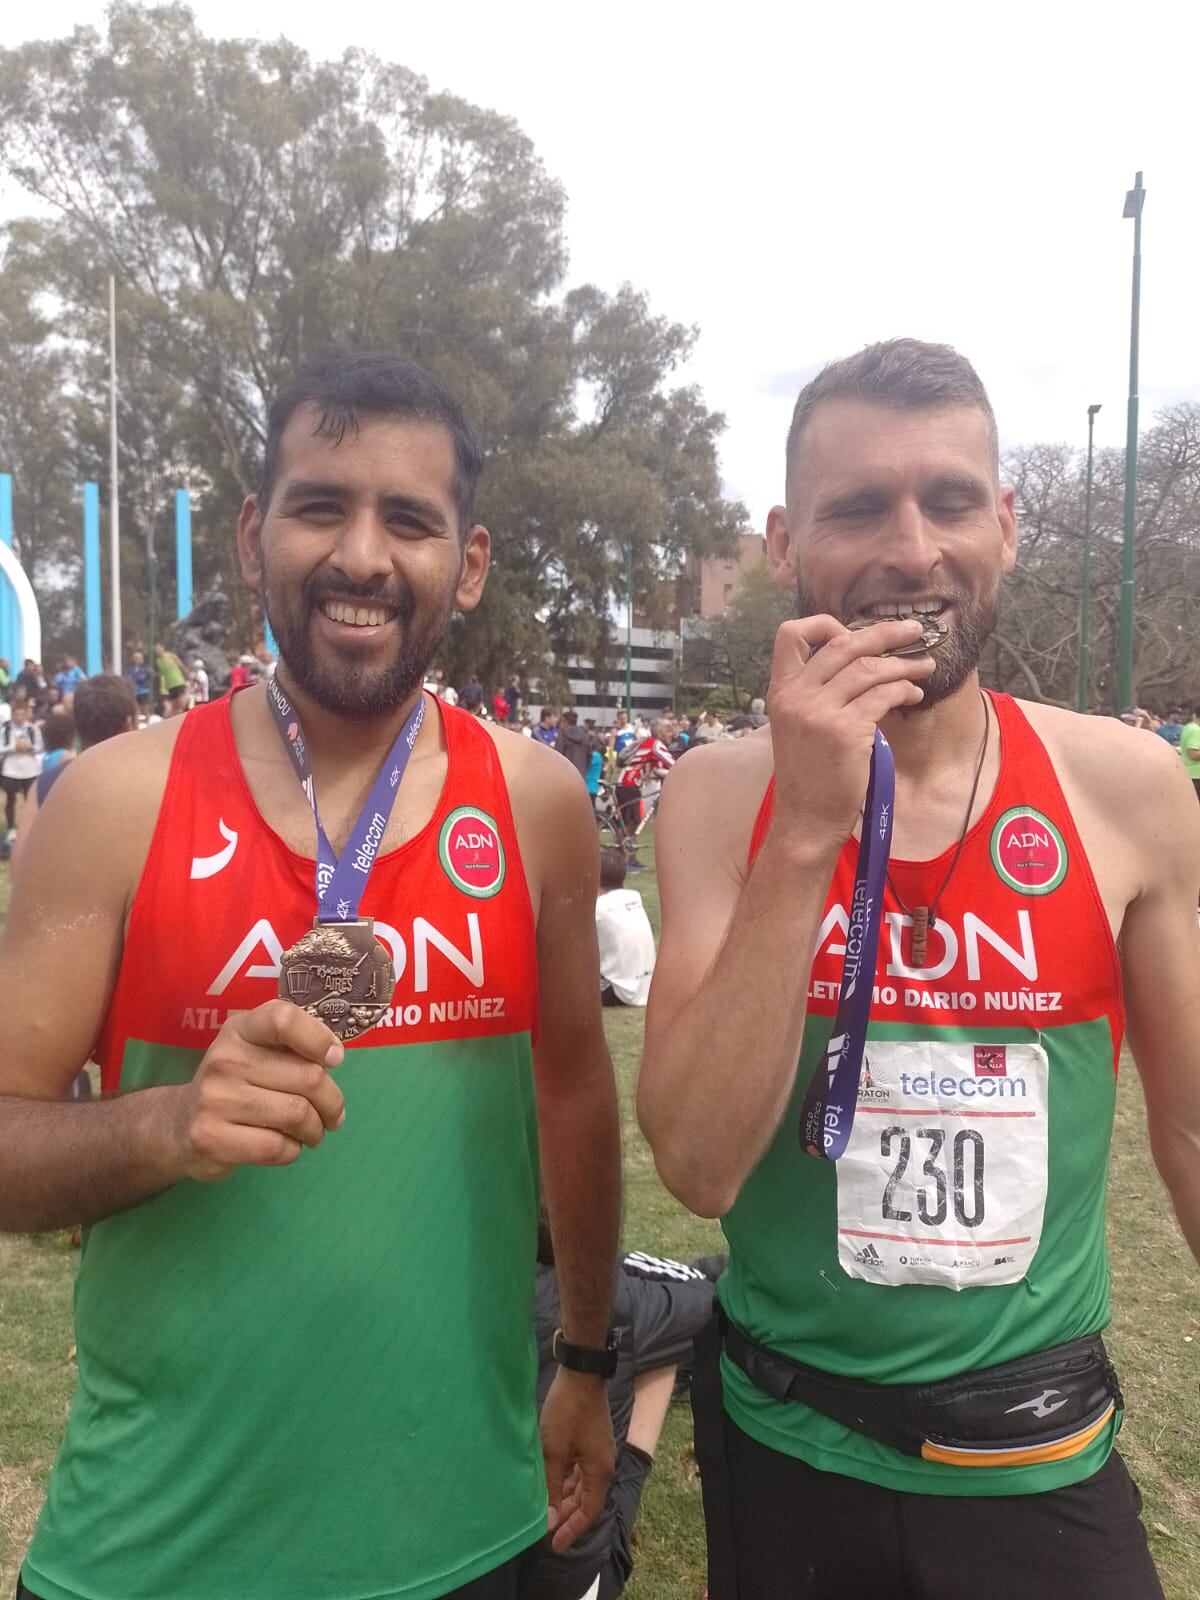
[1077,404,1102,712]
[624,540,633,719]
[1117,172,1145,712]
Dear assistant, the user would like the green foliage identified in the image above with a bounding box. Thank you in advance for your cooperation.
[683,559,794,708]
[0,5,745,674]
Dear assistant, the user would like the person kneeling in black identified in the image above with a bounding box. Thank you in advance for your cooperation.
[523,1213,722,1600]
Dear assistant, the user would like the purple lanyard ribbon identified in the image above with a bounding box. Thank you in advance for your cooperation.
[266,676,426,924]
[800,728,895,1160]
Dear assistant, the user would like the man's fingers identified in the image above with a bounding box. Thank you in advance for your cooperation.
[819,647,936,709]
[549,1468,606,1553]
[770,615,849,683]
[802,617,931,686]
[230,1056,346,1133]
[213,1084,329,1150]
[235,998,344,1069]
[189,1121,304,1175]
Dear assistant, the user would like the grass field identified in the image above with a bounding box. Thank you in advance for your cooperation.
[0,846,1197,1598]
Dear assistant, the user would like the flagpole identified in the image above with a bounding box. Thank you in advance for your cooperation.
[108,273,122,675]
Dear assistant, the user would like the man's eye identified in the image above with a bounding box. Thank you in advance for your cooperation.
[927,500,973,517]
[297,501,340,517]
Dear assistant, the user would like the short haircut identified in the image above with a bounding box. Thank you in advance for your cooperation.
[43,710,75,752]
[73,674,137,747]
[562,710,578,725]
[785,338,998,502]
[540,707,557,722]
[599,846,627,891]
[259,349,485,532]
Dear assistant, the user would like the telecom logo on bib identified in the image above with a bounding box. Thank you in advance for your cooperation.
[990,806,1067,896]
[438,807,506,899]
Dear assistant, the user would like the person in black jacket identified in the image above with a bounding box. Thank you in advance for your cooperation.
[554,710,593,783]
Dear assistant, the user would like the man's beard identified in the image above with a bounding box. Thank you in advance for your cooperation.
[263,568,457,719]
[795,576,999,711]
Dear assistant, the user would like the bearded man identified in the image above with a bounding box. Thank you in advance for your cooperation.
[0,351,621,1600]
[639,339,1197,1599]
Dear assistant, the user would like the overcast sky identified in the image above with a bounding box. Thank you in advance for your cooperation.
[4,0,1199,526]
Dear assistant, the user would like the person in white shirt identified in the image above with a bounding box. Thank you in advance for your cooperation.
[190,660,210,703]
[1,702,44,835]
[595,846,657,1007]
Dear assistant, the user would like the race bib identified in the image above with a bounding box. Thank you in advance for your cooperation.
[836,1039,1049,1290]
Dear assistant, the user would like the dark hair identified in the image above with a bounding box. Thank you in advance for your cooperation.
[562,709,578,726]
[599,846,627,891]
[786,338,998,501]
[43,710,76,752]
[259,349,485,532]
[73,674,137,747]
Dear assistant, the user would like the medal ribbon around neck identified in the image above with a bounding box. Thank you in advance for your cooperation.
[800,728,895,1160]
[266,674,426,922]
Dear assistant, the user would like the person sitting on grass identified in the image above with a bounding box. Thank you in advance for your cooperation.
[596,846,656,1007]
[524,1208,722,1600]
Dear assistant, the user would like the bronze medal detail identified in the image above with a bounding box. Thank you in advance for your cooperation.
[848,612,949,657]
[278,918,395,1042]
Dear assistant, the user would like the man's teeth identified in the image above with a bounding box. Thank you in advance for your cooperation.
[863,601,947,619]
[321,602,392,627]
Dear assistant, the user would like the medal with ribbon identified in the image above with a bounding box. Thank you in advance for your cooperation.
[800,728,895,1159]
[268,675,426,1041]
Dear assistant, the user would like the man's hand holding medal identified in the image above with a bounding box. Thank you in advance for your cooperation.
[163,1000,346,1182]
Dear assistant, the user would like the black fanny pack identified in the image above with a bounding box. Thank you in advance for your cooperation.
[720,1310,1122,1468]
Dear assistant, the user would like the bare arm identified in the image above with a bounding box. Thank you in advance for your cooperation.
[638,615,933,1218]
[0,738,347,1233]
[1121,739,1200,1265]
[504,734,621,1550]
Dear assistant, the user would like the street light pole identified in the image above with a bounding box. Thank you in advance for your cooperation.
[624,540,633,719]
[1077,404,1102,712]
[1117,171,1145,712]
[108,273,123,675]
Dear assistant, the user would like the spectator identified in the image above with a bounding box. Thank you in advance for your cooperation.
[40,711,76,774]
[154,642,189,713]
[228,653,255,691]
[459,673,484,711]
[55,656,84,701]
[11,675,137,875]
[555,709,592,781]
[492,685,510,723]
[595,846,656,1007]
[526,1213,719,1600]
[0,656,9,699]
[746,695,769,728]
[0,700,44,838]
[1179,704,1200,800]
[534,707,560,746]
[124,649,152,710]
[584,721,604,797]
[505,676,522,728]
[190,659,210,704]
[16,658,46,707]
[1156,707,1184,746]
[612,708,636,759]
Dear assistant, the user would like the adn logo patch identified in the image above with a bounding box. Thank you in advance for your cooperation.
[438,807,506,899]
[989,806,1067,896]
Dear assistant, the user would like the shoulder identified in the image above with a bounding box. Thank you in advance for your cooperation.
[1017,699,1186,808]
[1015,699,1196,892]
[479,717,587,817]
[657,728,774,835]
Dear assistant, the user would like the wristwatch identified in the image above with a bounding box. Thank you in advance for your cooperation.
[552,1327,619,1378]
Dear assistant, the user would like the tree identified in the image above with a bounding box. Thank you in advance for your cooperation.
[683,560,793,709]
[0,5,745,676]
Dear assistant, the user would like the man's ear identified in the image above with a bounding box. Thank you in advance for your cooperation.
[455,525,491,613]
[237,496,264,590]
[765,505,798,591]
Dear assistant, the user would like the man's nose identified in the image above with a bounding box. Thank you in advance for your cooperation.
[327,508,394,587]
[876,498,942,581]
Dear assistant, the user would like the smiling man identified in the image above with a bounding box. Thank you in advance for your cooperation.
[0,351,621,1600]
[638,340,1199,1599]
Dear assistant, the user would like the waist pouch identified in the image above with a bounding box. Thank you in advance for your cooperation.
[720,1310,1123,1468]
